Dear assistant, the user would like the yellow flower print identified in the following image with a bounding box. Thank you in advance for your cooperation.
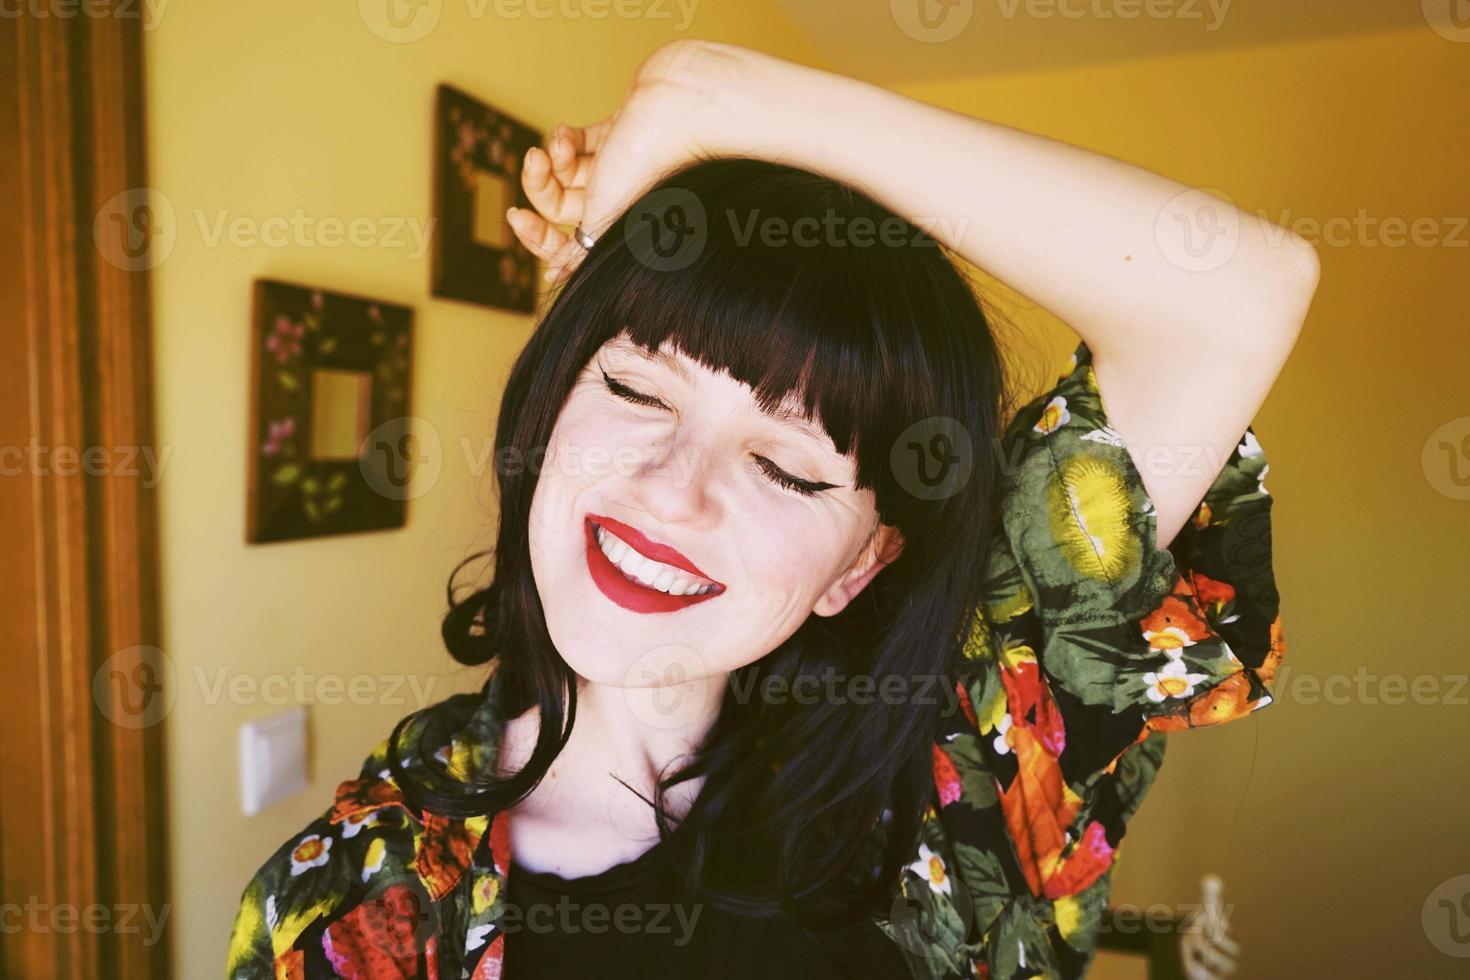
[908,843,952,896]
[1054,894,1083,944]
[1048,453,1138,583]
[1143,660,1210,703]
[472,873,500,915]
[288,834,332,876]
[361,837,386,883]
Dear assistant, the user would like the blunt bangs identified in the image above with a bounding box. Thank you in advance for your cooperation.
[550,156,983,503]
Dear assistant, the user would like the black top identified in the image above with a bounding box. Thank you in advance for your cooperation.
[501,831,914,978]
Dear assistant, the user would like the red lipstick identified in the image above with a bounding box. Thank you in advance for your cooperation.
[584,514,725,614]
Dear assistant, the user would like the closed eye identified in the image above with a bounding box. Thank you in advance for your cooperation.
[753,456,839,497]
[601,370,669,410]
[601,370,839,497]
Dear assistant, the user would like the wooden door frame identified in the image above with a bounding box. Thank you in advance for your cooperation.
[1,5,171,979]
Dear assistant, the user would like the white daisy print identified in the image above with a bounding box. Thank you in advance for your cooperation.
[991,712,1013,756]
[1143,659,1210,702]
[1143,625,1196,656]
[908,843,953,896]
[466,923,493,954]
[288,834,332,876]
[1033,395,1071,435]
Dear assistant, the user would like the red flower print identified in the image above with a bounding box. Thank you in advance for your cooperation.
[997,659,1066,758]
[932,744,962,807]
[955,681,978,729]
[470,934,504,980]
[415,813,481,901]
[1139,589,1213,654]
[1041,820,1115,900]
[489,810,511,876]
[330,776,408,825]
[1188,570,1236,610]
[322,882,435,978]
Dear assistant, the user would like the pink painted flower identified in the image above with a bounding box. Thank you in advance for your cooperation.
[266,315,304,363]
[262,416,295,456]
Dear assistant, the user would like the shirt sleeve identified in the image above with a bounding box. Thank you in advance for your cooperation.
[908,338,1286,979]
[225,694,502,980]
[994,337,1281,754]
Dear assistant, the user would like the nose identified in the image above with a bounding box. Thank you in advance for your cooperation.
[630,428,722,529]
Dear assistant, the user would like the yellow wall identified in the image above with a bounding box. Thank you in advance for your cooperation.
[147,9,1466,978]
[898,27,1470,980]
[142,5,825,977]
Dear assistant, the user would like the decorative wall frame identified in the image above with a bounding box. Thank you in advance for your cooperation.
[431,83,541,311]
[247,279,416,543]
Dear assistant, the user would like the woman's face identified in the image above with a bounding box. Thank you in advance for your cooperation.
[527,331,903,697]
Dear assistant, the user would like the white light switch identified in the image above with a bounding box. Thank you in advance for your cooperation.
[240,706,309,816]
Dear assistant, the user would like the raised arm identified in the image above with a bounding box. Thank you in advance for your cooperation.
[512,39,1321,547]
[684,41,1318,548]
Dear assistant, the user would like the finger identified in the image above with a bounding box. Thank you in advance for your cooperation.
[505,205,571,263]
[554,118,612,161]
[547,125,584,188]
[521,145,582,227]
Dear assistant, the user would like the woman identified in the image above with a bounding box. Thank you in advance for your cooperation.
[228,40,1316,979]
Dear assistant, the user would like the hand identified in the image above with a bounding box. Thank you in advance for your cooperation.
[506,40,730,287]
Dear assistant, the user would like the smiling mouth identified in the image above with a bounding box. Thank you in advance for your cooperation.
[583,514,725,613]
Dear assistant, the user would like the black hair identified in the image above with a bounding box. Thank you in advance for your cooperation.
[389,155,1017,928]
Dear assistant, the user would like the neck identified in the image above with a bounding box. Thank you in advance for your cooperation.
[500,667,729,833]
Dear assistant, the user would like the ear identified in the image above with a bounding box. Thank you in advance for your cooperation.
[812,522,905,618]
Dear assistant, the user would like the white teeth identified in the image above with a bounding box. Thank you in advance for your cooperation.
[594,524,717,597]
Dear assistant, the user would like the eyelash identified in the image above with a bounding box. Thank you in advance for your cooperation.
[600,370,834,498]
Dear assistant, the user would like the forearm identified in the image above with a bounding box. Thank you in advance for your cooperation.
[690,42,1319,360]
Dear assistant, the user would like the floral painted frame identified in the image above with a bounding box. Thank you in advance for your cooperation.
[247,279,415,544]
[431,83,541,312]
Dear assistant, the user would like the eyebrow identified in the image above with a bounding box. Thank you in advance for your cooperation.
[612,340,838,452]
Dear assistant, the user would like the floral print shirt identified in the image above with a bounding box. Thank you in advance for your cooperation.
[227,340,1283,979]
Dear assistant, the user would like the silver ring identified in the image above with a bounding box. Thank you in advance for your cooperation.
[573,224,597,250]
